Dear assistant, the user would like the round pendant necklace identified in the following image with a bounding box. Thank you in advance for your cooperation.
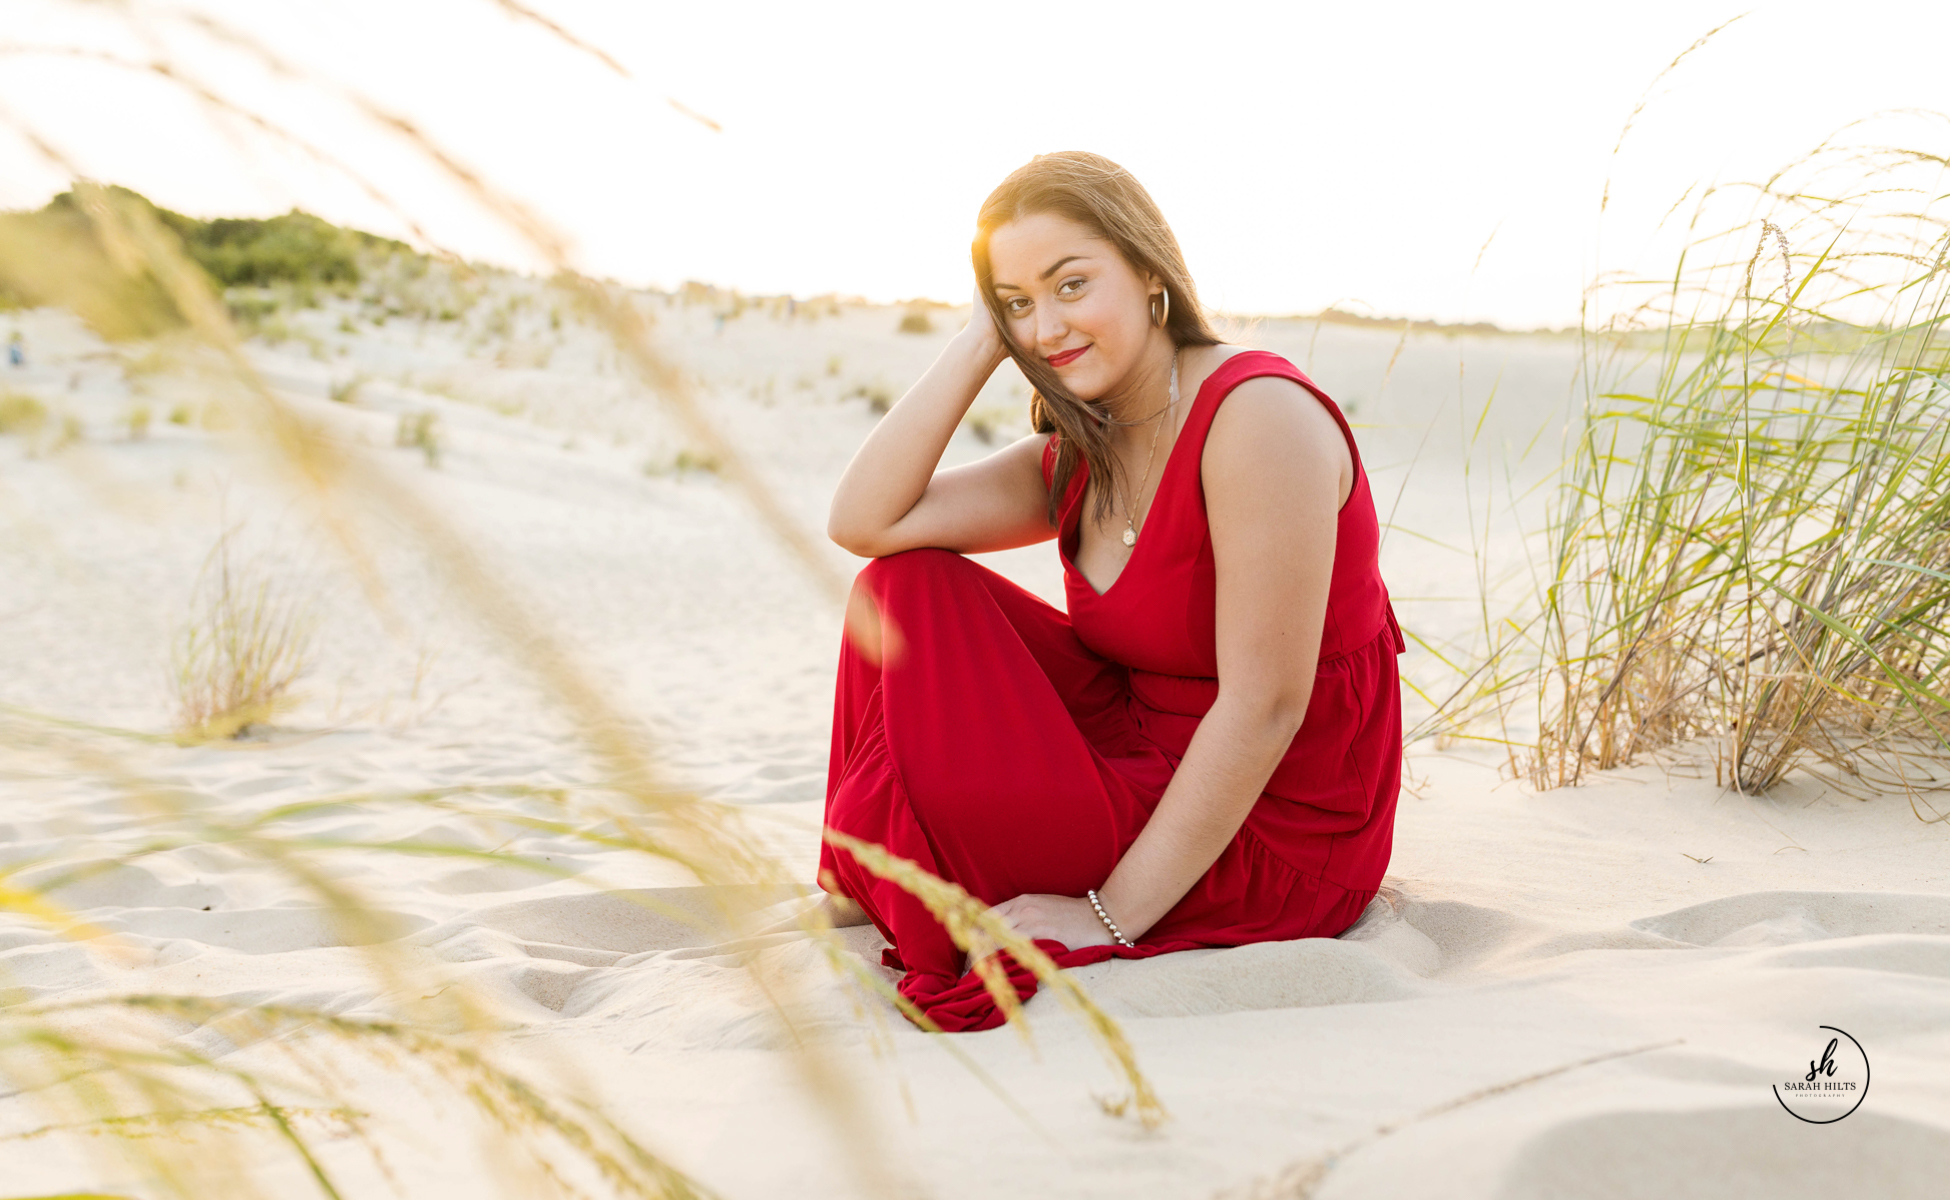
[1118,349,1180,548]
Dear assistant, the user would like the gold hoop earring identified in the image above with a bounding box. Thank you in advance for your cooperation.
[1152,287,1171,328]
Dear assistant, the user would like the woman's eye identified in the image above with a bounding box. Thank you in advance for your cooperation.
[1006,297,1030,314]
[1058,277,1084,295]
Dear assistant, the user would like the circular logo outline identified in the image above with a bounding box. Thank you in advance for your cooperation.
[1773,1025,1870,1124]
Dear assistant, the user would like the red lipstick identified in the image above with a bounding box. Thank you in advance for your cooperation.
[1047,345,1089,368]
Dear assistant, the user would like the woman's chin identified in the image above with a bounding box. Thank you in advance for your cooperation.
[1055,365,1111,401]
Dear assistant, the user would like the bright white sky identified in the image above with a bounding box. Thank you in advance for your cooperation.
[3,0,1946,328]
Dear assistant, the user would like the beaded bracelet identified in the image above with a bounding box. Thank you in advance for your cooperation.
[1086,888,1136,947]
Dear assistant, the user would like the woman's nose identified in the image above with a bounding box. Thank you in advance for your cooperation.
[1035,307,1067,348]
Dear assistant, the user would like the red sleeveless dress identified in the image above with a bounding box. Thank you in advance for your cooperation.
[817,350,1404,1032]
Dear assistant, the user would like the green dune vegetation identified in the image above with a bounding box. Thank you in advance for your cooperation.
[1424,141,1950,807]
[0,186,485,344]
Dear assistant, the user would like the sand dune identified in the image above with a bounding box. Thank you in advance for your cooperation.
[2,293,1945,1197]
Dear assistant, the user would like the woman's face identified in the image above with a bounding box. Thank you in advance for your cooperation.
[987,211,1158,401]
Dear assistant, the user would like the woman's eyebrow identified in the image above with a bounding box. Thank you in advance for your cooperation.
[1038,255,1087,281]
[993,254,1091,292]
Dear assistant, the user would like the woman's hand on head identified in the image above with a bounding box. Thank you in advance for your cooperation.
[986,892,1116,950]
[956,284,1009,372]
[824,281,1051,559]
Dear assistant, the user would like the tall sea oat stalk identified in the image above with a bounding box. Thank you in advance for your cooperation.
[823,830,1168,1128]
[0,6,1162,1196]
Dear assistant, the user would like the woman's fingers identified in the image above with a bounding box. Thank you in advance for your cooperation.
[989,895,1064,940]
[963,284,1006,364]
[985,896,1026,937]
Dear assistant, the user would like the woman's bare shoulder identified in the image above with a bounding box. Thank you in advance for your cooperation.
[1202,371,1353,505]
[1191,339,1314,428]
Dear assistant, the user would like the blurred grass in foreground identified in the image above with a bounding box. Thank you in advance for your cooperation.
[0,5,1160,1197]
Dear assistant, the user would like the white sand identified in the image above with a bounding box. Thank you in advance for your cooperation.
[1,291,1946,1197]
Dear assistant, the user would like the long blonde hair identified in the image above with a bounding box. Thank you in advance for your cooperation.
[972,151,1220,524]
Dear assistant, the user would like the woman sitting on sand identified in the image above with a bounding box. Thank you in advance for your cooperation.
[816,151,1404,1032]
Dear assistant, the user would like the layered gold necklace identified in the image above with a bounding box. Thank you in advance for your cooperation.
[1116,348,1181,548]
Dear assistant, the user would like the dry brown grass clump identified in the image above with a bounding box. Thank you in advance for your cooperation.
[171,531,318,741]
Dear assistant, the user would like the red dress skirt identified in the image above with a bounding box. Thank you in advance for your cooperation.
[817,350,1404,1032]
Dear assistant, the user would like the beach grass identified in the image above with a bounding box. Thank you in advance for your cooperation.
[170,530,319,743]
[393,409,442,467]
[0,5,1162,1195]
[0,390,48,437]
[1416,122,1950,803]
[1537,137,1950,795]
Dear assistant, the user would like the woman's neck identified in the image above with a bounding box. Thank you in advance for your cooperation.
[1098,335,1179,430]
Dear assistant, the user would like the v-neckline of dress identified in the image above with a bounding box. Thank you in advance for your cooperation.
[1061,356,1228,600]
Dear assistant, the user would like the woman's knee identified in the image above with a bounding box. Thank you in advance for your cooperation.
[846,550,969,665]
[856,547,970,592]
[854,548,985,613]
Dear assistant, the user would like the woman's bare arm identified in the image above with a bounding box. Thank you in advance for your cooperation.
[827,297,1055,558]
[989,375,1351,945]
